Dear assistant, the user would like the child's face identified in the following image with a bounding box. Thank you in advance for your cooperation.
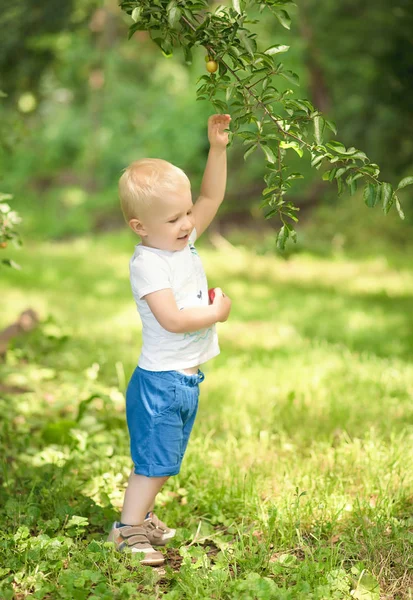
[135,182,195,252]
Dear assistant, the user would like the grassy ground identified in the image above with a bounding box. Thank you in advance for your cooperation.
[1,229,412,599]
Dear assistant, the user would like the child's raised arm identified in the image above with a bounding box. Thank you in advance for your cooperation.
[191,114,231,238]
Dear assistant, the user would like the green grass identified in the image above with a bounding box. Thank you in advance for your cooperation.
[1,230,412,599]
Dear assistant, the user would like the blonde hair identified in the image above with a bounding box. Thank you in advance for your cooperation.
[118,158,190,222]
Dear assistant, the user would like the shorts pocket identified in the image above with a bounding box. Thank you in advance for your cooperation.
[140,373,180,418]
[152,401,182,469]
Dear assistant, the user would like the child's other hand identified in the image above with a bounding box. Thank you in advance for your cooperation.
[208,114,231,149]
[212,287,232,322]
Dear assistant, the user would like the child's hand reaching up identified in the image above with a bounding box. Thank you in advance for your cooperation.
[211,287,232,322]
[208,114,231,149]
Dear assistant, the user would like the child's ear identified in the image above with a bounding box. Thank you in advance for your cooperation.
[129,218,147,237]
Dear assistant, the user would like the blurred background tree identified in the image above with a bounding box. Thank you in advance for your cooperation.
[0,0,411,252]
[299,0,413,178]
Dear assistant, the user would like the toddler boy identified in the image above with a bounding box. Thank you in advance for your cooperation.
[107,114,232,566]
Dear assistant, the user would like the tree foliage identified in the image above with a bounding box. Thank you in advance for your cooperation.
[120,0,412,249]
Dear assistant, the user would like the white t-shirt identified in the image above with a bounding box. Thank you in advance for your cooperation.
[129,228,220,371]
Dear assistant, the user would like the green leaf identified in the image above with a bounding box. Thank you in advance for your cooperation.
[285,99,312,114]
[262,186,280,197]
[65,515,89,530]
[161,45,173,58]
[351,571,380,600]
[279,70,299,86]
[261,145,277,163]
[324,119,337,135]
[196,75,212,83]
[363,183,377,208]
[394,195,405,220]
[381,182,394,214]
[183,45,193,64]
[286,172,304,180]
[264,208,279,219]
[239,31,255,57]
[131,7,142,22]
[322,169,336,181]
[232,0,242,14]
[128,22,145,39]
[311,154,325,168]
[284,211,298,222]
[313,116,323,144]
[274,9,291,29]
[335,166,350,179]
[328,168,338,181]
[346,172,364,185]
[350,151,368,161]
[350,179,357,196]
[276,225,289,250]
[396,176,413,190]
[244,143,258,160]
[211,99,228,112]
[151,34,173,57]
[264,45,290,55]
[326,140,346,152]
[168,5,182,29]
[239,131,258,141]
[361,164,380,177]
[279,141,303,158]
[226,85,234,101]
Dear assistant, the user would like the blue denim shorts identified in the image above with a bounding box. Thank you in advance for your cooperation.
[125,366,205,477]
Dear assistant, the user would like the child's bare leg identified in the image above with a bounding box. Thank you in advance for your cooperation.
[121,470,168,525]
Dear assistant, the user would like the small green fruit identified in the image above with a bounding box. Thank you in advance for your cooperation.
[206,60,218,73]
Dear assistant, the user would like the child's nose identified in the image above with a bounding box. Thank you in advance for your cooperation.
[183,215,193,229]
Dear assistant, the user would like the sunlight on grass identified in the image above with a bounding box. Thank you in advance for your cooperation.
[205,246,413,297]
[219,320,301,350]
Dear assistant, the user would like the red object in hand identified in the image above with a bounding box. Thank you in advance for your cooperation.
[208,288,216,303]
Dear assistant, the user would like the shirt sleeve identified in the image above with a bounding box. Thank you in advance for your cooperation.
[130,252,172,300]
